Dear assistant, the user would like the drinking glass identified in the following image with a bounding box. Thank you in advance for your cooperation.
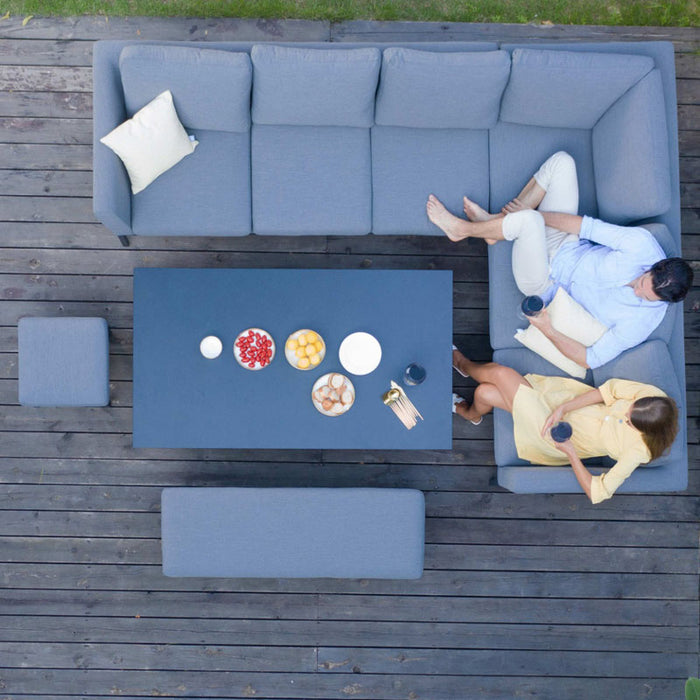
[403,363,426,386]
[517,295,544,321]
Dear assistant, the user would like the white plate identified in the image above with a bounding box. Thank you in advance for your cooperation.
[311,372,355,417]
[233,328,275,370]
[338,332,382,375]
[200,335,223,359]
[284,328,326,371]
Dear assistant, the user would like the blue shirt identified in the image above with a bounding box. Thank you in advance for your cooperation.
[549,216,667,369]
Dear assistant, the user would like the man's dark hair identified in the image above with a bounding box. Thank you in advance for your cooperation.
[650,257,693,303]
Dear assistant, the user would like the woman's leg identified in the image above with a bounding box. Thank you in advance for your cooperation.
[454,382,508,423]
[452,349,530,420]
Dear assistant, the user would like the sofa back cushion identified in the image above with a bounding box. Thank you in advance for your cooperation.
[591,340,683,468]
[375,48,510,129]
[251,45,381,127]
[119,45,252,133]
[593,69,671,224]
[500,48,654,129]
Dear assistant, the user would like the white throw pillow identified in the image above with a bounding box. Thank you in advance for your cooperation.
[514,287,608,378]
[100,90,198,194]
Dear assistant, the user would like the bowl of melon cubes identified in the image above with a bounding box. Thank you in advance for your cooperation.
[284,329,326,370]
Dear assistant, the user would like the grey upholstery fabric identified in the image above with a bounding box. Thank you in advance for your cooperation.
[375,48,510,129]
[120,44,252,132]
[500,48,653,128]
[372,126,489,236]
[18,317,109,407]
[161,487,425,579]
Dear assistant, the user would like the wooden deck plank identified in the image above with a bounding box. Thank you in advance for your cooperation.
[2,563,697,600]
[1,536,696,575]
[0,615,694,652]
[0,669,685,700]
[0,16,331,41]
[0,589,696,627]
[0,17,697,700]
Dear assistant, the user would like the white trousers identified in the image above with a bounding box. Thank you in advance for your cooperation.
[501,151,580,297]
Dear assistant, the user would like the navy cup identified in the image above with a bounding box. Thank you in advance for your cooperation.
[550,421,573,443]
[521,295,544,317]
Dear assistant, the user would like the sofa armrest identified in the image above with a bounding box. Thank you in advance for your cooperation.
[92,42,132,238]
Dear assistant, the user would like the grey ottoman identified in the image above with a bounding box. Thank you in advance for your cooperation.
[18,317,110,407]
[161,487,425,579]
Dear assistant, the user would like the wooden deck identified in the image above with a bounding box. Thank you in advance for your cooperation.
[0,16,698,700]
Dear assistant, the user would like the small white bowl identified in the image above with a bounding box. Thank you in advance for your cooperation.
[200,335,223,359]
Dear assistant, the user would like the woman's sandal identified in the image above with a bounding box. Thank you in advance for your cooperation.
[452,393,483,425]
[451,343,469,378]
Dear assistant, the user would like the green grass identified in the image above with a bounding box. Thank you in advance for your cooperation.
[1,0,698,26]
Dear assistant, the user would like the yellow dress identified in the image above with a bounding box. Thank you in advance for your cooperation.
[512,376,666,504]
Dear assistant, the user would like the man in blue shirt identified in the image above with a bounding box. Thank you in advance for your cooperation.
[426,151,693,369]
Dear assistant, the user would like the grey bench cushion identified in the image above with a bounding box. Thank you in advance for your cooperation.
[161,487,425,579]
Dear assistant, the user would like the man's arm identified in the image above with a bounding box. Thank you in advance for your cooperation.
[540,212,583,235]
[527,309,589,368]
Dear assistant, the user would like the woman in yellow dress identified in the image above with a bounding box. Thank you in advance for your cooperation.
[452,347,678,504]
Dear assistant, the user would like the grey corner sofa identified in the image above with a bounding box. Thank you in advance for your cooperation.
[93,39,687,496]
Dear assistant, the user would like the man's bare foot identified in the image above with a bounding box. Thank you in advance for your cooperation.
[426,194,470,242]
[462,196,499,245]
[463,195,497,222]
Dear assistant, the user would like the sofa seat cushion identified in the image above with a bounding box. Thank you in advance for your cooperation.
[252,125,371,235]
[132,129,251,237]
[372,126,489,236]
[489,122,598,216]
[119,45,252,132]
[488,124,597,350]
[591,340,684,468]
[492,347,594,467]
[251,45,381,127]
[593,70,671,224]
[375,48,510,129]
[500,48,654,129]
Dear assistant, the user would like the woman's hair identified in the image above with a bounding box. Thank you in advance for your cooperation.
[650,258,693,303]
[629,395,679,461]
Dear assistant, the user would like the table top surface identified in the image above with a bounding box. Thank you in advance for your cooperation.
[133,268,453,449]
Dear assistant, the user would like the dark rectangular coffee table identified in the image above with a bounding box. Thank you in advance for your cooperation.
[133,268,452,449]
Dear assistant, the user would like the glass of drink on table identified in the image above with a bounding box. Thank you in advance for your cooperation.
[403,363,426,386]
